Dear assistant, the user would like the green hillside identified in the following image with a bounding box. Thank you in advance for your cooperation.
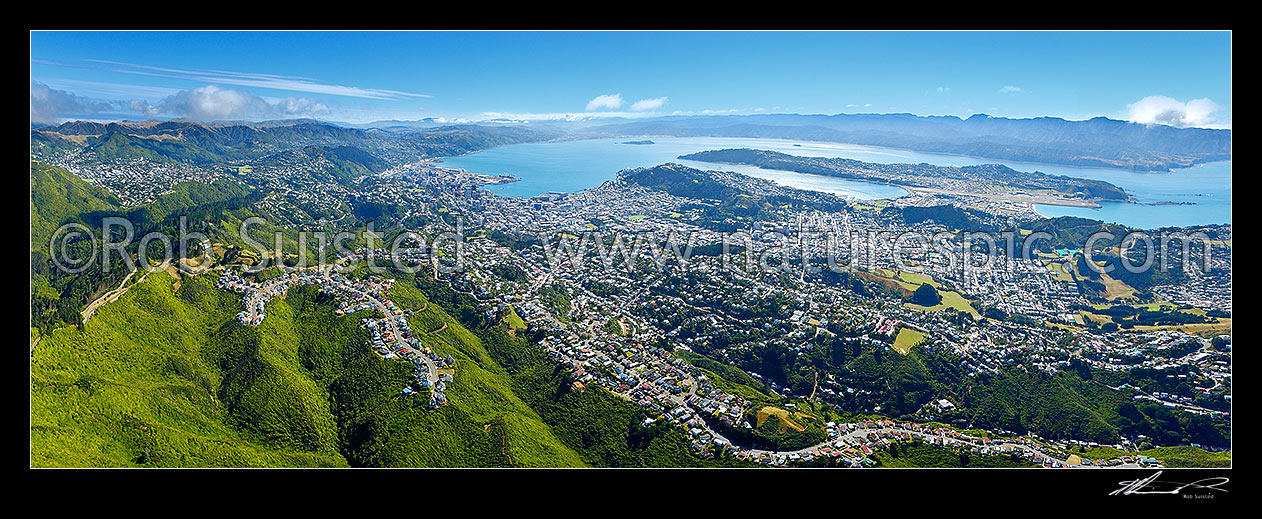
[329,279,585,467]
[1077,445,1231,468]
[33,235,762,467]
[30,161,120,251]
[31,272,346,467]
[31,270,592,467]
[30,160,263,334]
[32,120,558,167]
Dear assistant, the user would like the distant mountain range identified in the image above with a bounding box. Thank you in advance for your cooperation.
[581,113,1231,171]
[30,119,559,166]
[31,112,1230,172]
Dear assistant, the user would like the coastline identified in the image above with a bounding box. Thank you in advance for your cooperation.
[685,156,1105,209]
[587,133,1228,173]
[899,186,1104,208]
[431,136,1229,226]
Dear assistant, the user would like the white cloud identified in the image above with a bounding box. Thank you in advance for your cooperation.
[630,96,668,111]
[998,85,1023,94]
[132,85,330,121]
[30,82,111,123]
[273,97,331,117]
[937,86,950,93]
[128,100,161,116]
[157,86,268,120]
[1127,95,1225,128]
[586,93,624,111]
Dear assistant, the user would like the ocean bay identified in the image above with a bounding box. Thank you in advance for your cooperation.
[437,136,1230,229]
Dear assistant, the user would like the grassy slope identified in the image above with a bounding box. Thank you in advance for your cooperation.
[892,328,926,355]
[31,271,587,467]
[502,306,527,330]
[31,273,346,467]
[1078,445,1231,468]
[30,161,121,251]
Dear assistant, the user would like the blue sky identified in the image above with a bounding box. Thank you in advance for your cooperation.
[30,31,1232,128]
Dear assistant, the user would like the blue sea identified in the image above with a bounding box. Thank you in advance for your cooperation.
[436,137,1231,229]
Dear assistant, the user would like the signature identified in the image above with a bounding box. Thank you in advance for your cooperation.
[1110,471,1229,496]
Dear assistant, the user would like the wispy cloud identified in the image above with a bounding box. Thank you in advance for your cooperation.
[998,85,1023,94]
[35,78,183,99]
[35,58,430,100]
[630,96,668,111]
[1126,95,1227,129]
[585,93,624,111]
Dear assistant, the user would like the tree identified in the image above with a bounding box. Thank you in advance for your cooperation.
[911,283,943,307]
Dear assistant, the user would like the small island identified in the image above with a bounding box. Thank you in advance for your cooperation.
[620,140,655,145]
[481,174,519,185]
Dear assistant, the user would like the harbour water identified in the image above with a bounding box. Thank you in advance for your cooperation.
[436,136,1230,229]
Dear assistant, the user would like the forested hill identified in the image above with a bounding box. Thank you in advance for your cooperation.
[617,162,745,200]
[30,119,559,167]
[30,161,121,251]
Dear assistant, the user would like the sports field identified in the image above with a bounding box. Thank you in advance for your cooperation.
[892,328,926,355]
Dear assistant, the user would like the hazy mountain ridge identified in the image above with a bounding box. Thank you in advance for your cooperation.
[30,112,1230,172]
[583,113,1231,171]
[30,119,559,166]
